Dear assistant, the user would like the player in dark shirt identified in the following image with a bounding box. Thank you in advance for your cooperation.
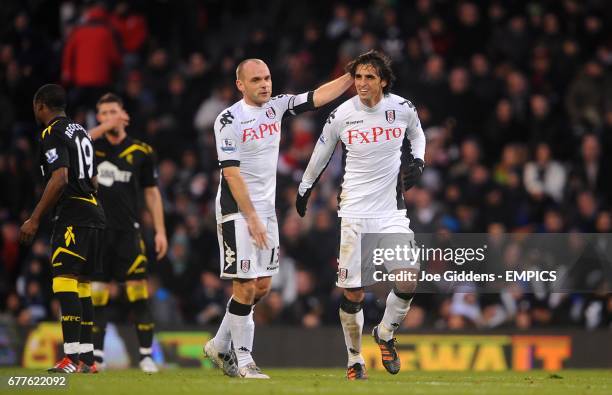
[20,84,105,373]
[88,93,167,373]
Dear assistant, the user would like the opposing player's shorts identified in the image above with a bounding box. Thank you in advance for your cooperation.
[94,228,148,282]
[217,216,279,279]
[50,225,102,278]
[336,215,420,288]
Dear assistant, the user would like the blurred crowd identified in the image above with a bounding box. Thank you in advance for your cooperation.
[1,0,611,331]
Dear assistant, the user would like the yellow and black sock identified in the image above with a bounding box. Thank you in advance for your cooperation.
[91,285,109,364]
[53,277,81,364]
[132,299,154,359]
[127,283,154,360]
[78,282,94,366]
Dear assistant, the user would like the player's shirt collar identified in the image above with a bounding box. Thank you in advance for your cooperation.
[46,115,68,126]
[46,115,68,127]
[356,95,385,113]
[99,134,132,153]
[240,99,269,111]
[103,133,130,147]
[40,116,67,140]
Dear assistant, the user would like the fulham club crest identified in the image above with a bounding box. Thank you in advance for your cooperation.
[338,268,348,282]
[386,110,396,123]
[266,107,276,119]
[241,259,251,273]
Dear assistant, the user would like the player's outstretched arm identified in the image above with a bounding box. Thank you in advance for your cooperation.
[296,115,340,217]
[312,73,353,108]
[223,166,269,249]
[144,186,168,260]
[20,167,68,244]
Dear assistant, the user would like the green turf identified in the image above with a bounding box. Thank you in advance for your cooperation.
[0,368,610,395]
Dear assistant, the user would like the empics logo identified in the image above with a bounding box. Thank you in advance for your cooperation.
[45,148,58,164]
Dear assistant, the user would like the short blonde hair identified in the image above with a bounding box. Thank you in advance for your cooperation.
[235,58,265,80]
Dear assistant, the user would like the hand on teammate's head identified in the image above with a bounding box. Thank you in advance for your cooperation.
[345,58,357,75]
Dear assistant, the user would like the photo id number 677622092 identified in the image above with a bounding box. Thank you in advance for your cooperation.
[4,376,68,388]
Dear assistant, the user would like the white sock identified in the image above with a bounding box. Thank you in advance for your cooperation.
[139,347,152,356]
[229,310,254,368]
[212,310,232,354]
[64,342,80,356]
[378,292,412,341]
[339,308,364,366]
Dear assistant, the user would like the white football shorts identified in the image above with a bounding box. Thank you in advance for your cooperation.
[217,216,279,279]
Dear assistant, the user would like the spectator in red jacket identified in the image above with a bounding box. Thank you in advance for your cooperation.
[61,4,122,109]
[110,2,148,55]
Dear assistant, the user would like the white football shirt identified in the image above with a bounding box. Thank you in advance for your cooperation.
[299,94,425,218]
[215,92,313,222]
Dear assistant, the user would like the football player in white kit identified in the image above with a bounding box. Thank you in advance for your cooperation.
[205,58,353,379]
[296,51,426,379]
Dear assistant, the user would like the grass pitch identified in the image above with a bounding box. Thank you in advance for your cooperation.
[1,368,610,395]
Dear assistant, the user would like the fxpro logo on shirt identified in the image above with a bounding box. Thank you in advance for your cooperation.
[346,127,403,144]
[97,161,132,187]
